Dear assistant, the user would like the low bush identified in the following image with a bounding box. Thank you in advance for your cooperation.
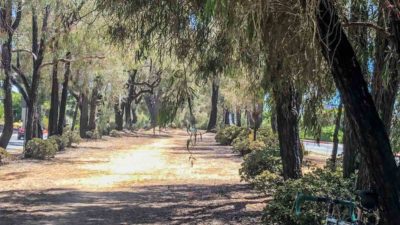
[215,126,247,145]
[257,128,279,149]
[262,168,356,225]
[233,138,266,155]
[85,130,102,139]
[24,138,57,160]
[109,129,121,137]
[239,148,282,182]
[48,135,68,151]
[63,130,81,147]
[232,128,279,155]
[0,147,10,163]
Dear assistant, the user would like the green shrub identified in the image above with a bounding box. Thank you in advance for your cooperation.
[232,128,278,155]
[257,128,279,149]
[263,168,355,225]
[63,130,81,147]
[109,129,121,137]
[0,147,10,163]
[85,130,102,139]
[24,138,57,160]
[48,135,68,151]
[233,138,266,155]
[215,126,247,145]
[239,148,282,182]
[252,170,283,195]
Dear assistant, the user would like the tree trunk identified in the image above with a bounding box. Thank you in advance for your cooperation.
[342,118,358,178]
[79,93,89,138]
[131,105,137,124]
[207,77,219,131]
[235,108,241,127]
[88,88,99,131]
[144,94,160,129]
[246,110,251,128]
[57,52,71,135]
[71,101,78,131]
[0,38,14,148]
[330,101,343,170]
[35,105,43,139]
[124,100,132,128]
[0,0,21,148]
[25,6,50,143]
[114,102,124,131]
[271,106,278,134]
[224,108,230,125]
[317,0,400,222]
[274,84,302,180]
[48,48,59,136]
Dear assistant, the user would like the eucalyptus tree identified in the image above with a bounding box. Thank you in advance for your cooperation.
[114,62,161,131]
[47,0,88,136]
[195,34,231,131]
[0,0,22,148]
[14,2,51,141]
[96,0,328,179]
[317,0,400,222]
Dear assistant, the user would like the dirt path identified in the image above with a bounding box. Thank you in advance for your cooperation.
[0,130,265,225]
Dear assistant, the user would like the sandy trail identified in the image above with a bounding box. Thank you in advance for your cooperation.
[0,130,265,225]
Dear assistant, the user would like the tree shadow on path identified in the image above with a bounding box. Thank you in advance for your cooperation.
[0,183,266,225]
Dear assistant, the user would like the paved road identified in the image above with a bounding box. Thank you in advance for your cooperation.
[3,130,342,155]
[3,132,47,152]
[6,133,24,152]
[303,140,343,155]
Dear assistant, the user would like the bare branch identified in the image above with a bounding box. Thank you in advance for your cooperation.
[342,21,391,37]
[11,64,31,93]
[12,49,38,60]
[40,55,105,68]
[10,76,30,105]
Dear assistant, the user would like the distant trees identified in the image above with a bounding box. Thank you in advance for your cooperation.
[113,64,161,131]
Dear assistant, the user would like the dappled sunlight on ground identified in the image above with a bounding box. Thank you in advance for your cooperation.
[0,129,266,224]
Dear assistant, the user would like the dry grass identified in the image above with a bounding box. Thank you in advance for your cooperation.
[0,130,266,225]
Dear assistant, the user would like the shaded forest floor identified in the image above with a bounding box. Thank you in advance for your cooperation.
[0,130,267,225]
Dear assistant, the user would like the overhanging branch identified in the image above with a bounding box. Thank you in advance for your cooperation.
[40,55,105,68]
[342,21,391,37]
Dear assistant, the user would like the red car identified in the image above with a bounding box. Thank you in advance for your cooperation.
[17,127,25,140]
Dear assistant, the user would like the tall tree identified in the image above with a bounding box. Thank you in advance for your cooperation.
[207,75,219,131]
[48,41,59,136]
[57,52,72,134]
[0,0,21,148]
[317,0,400,222]
[24,5,50,142]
